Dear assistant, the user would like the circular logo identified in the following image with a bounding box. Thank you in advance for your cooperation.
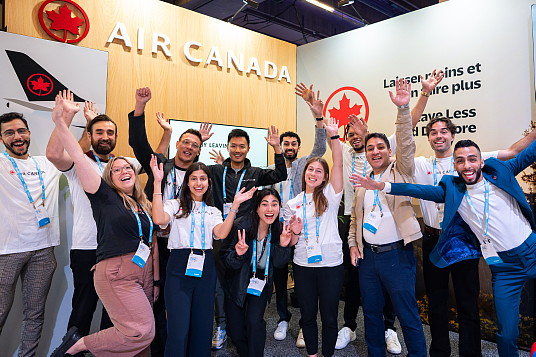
[26,73,54,96]
[323,86,370,138]
[38,0,90,44]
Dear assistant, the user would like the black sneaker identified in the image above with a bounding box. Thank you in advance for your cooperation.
[50,327,82,357]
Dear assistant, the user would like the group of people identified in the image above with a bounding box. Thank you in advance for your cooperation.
[0,69,534,357]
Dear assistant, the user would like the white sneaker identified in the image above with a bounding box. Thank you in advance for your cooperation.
[212,326,227,350]
[274,321,288,341]
[385,328,402,354]
[296,328,305,348]
[335,327,356,349]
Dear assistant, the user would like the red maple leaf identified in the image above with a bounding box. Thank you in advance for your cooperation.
[327,94,362,128]
[30,76,51,92]
[46,5,84,42]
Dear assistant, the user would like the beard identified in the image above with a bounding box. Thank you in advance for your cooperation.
[463,168,482,185]
[5,139,30,157]
[353,144,364,152]
[92,139,116,155]
[284,150,298,161]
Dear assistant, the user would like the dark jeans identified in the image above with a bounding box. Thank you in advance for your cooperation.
[68,249,112,336]
[165,249,216,357]
[273,261,292,323]
[422,230,481,357]
[360,243,426,357]
[293,263,344,357]
[151,235,170,357]
[224,283,270,357]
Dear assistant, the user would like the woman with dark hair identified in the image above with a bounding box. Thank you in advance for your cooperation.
[220,188,302,357]
[150,156,255,357]
[284,117,344,357]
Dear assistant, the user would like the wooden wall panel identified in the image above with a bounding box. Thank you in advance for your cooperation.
[5,0,296,163]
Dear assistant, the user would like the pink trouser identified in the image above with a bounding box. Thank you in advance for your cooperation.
[84,252,154,357]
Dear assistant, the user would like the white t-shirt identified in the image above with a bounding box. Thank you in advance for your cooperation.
[458,179,530,252]
[363,188,403,245]
[0,155,61,254]
[163,166,187,202]
[342,134,396,215]
[274,167,293,205]
[163,199,223,250]
[413,151,498,229]
[64,155,140,250]
[284,183,343,267]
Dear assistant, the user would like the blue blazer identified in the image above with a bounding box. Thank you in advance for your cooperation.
[390,141,536,268]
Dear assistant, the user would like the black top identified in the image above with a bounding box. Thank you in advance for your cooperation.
[87,179,153,263]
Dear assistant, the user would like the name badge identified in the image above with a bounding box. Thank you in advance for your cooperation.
[436,203,445,229]
[185,251,205,277]
[132,241,151,268]
[480,238,503,265]
[363,210,382,234]
[247,277,266,296]
[223,202,232,219]
[34,205,50,228]
[306,240,323,264]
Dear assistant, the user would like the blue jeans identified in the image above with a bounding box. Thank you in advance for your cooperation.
[359,242,426,357]
[491,232,536,357]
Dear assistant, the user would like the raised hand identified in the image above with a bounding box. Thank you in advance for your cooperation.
[280,223,292,247]
[348,114,368,137]
[235,229,249,256]
[52,94,65,126]
[150,154,164,183]
[209,149,225,165]
[156,112,171,131]
[349,172,383,190]
[199,122,214,142]
[389,78,411,107]
[59,90,80,115]
[306,90,324,118]
[265,125,280,149]
[135,87,152,105]
[295,82,314,105]
[421,69,444,94]
[233,187,257,205]
[324,117,339,138]
[288,214,303,235]
[83,101,98,123]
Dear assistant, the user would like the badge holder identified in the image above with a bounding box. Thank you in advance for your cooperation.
[481,239,503,265]
[132,240,151,268]
[436,203,445,229]
[34,204,50,228]
[363,210,382,234]
[306,239,323,263]
[247,277,266,296]
[185,250,205,277]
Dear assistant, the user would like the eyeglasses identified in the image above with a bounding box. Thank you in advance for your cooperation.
[1,128,29,138]
[180,139,200,150]
[111,165,134,175]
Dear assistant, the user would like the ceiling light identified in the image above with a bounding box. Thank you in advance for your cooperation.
[338,0,355,6]
[305,0,335,13]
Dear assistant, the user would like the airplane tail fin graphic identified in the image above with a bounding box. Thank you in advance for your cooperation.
[6,50,85,102]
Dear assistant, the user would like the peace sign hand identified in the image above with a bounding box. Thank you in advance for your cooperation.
[235,229,249,256]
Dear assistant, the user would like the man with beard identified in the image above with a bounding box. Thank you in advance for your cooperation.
[46,91,142,344]
[0,111,61,355]
[351,138,536,357]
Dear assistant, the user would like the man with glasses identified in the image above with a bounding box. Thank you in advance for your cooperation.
[0,111,62,355]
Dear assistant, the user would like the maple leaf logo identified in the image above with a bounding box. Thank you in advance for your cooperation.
[26,74,54,96]
[31,76,51,92]
[327,94,362,129]
[46,4,84,42]
[323,87,370,134]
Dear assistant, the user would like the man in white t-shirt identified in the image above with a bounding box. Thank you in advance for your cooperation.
[46,92,142,340]
[0,112,61,356]
[412,116,536,357]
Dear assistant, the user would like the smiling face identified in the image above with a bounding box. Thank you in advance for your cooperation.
[188,169,209,201]
[89,121,116,156]
[227,136,250,166]
[175,133,202,167]
[1,118,31,159]
[427,121,455,155]
[304,160,327,192]
[110,158,135,194]
[454,146,484,185]
[365,137,391,172]
[346,126,365,153]
[281,136,300,161]
[256,194,280,226]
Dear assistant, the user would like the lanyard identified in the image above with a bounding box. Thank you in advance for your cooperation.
[132,206,154,244]
[4,151,45,206]
[190,202,206,250]
[464,179,490,237]
[302,194,320,241]
[251,229,271,278]
[279,179,294,203]
[169,168,181,200]
[432,157,454,186]
[93,151,112,173]
[370,171,385,212]
[351,152,367,176]
[222,166,246,201]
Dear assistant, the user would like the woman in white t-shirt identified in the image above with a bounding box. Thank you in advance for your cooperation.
[284,117,344,357]
[150,156,255,357]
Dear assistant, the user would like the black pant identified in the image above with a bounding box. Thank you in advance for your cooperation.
[68,250,112,336]
[151,236,170,357]
[273,260,292,323]
[293,263,344,357]
[225,284,270,357]
[422,231,481,357]
[339,215,397,332]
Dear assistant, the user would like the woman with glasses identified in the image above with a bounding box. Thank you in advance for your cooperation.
[50,93,158,357]
[150,155,255,357]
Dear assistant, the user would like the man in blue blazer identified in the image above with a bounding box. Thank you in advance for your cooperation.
[351,139,536,357]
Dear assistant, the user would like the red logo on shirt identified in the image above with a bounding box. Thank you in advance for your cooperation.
[427,171,431,175]
[296,205,301,209]
[324,86,370,139]
[9,170,15,175]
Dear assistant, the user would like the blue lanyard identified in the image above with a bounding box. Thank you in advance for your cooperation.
[222,166,246,201]
[93,151,112,173]
[302,194,320,241]
[279,179,294,203]
[251,229,271,278]
[464,179,489,237]
[432,157,454,186]
[351,152,367,176]
[132,206,154,244]
[4,151,45,206]
[370,171,384,212]
[190,202,206,250]
[169,168,181,200]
